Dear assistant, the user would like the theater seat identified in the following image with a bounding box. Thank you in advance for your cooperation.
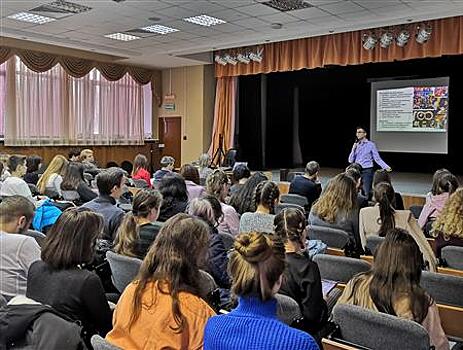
[309,225,350,249]
[106,251,142,293]
[332,304,432,350]
[442,246,463,270]
[91,335,121,350]
[274,294,302,325]
[421,271,463,307]
[366,236,385,255]
[314,254,370,283]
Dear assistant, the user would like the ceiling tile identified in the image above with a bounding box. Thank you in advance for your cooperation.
[209,8,252,22]
[210,0,255,9]
[155,6,199,19]
[235,3,281,16]
[233,17,270,28]
[354,0,404,10]
[259,12,300,23]
[318,1,366,15]
[215,23,247,33]
[179,1,227,13]
[338,9,378,20]
[290,7,331,19]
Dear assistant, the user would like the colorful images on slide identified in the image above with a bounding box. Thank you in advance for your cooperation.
[412,86,448,130]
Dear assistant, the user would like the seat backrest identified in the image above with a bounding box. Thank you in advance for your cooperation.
[26,229,47,248]
[365,236,385,255]
[0,294,6,307]
[441,246,463,270]
[91,335,121,350]
[409,205,423,219]
[106,251,142,293]
[218,232,235,251]
[274,293,302,325]
[132,179,148,189]
[421,271,463,307]
[280,193,308,207]
[198,270,218,296]
[287,172,304,182]
[62,190,80,202]
[313,254,371,283]
[309,225,350,249]
[332,304,431,350]
[275,203,305,216]
[223,149,237,168]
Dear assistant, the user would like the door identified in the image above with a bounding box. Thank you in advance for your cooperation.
[158,116,181,168]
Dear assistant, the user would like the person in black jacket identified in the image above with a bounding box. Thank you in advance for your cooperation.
[275,207,328,337]
[187,196,230,290]
[289,161,322,211]
[26,208,112,346]
[61,162,97,204]
[157,173,188,222]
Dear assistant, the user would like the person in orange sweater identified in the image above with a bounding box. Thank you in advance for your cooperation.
[106,213,215,349]
[131,154,152,188]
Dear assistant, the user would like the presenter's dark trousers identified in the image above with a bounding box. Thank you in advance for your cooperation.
[361,167,374,200]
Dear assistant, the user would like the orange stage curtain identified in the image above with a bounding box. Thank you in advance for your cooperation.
[208,77,237,162]
[215,16,463,78]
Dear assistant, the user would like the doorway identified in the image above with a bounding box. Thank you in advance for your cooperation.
[158,116,181,168]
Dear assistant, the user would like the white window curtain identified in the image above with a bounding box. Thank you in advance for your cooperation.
[0,62,6,138]
[4,56,144,146]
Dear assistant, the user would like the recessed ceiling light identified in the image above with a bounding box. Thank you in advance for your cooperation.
[104,32,140,41]
[8,12,56,24]
[141,24,179,34]
[262,0,312,12]
[183,14,226,27]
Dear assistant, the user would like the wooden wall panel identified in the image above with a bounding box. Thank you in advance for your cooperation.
[0,141,163,172]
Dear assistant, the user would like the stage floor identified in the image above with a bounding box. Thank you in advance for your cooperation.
[271,168,463,197]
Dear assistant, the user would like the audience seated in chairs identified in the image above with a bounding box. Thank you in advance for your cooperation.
[131,154,152,188]
[24,155,42,186]
[106,214,216,349]
[239,180,280,234]
[337,228,449,350]
[61,162,97,204]
[359,182,437,271]
[0,155,37,204]
[275,207,328,338]
[82,168,126,241]
[26,208,112,346]
[157,173,188,222]
[206,169,240,236]
[198,153,214,186]
[229,171,268,215]
[153,155,175,185]
[0,196,41,301]
[419,169,459,233]
[345,165,369,209]
[187,197,231,290]
[113,189,163,260]
[372,169,405,210]
[37,154,68,198]
[230,163,250,195]
[309,173,362,255]
[203,231,318,350]
[180,163,205,200]
[432,187,463,260]
[289,161,322,212]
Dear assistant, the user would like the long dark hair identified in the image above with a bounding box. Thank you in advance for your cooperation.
[158,173,188,205]
[253,180,280,214]
[26,155,42,173]
[368,228,431,323]
[229,172,268,214]
[129,214,210,331]
[41,208,103,269]
[61,162,85,191]
[374,182,396,237]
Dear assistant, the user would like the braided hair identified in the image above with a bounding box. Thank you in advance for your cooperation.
[253,181,280,214]
[274,207,307,250]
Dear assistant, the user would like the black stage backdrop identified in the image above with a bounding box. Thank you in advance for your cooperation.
[236,55,463,175]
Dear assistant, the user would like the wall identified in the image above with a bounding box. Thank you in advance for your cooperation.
[160,65,215,164]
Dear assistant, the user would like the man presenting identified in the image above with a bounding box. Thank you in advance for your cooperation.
[348,126,391,197]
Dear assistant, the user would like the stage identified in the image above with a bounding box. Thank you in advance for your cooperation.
[271,168,463,209]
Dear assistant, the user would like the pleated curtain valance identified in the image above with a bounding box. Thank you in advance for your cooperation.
[0,46,153,85]
[215,15,463,78]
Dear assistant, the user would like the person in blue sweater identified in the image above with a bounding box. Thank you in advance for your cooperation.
[204,231,319,350]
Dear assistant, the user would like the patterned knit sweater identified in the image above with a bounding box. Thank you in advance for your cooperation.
[204,296,319,350]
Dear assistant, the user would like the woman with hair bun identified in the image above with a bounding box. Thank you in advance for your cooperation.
[204,232,319,350]
[275,208,328,337]
[239,180,280,234]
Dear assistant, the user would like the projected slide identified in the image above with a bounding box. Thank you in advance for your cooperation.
[377,86,448,132]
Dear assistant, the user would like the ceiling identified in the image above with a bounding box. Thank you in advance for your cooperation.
[1,0,463,69]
